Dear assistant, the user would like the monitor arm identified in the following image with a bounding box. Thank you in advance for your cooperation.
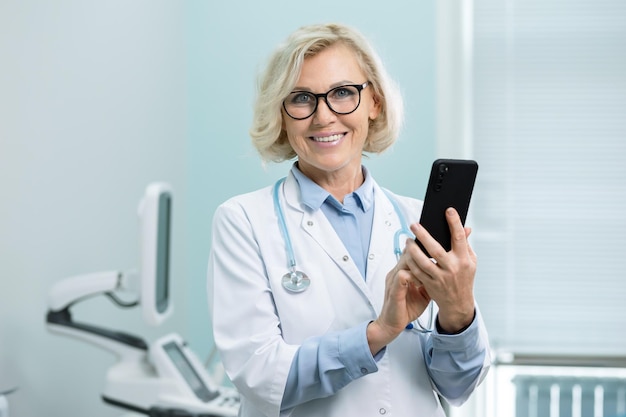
[46,271,148,361]
[47,270,136,311]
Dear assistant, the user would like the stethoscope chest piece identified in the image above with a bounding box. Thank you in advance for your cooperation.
[282,270,310,293]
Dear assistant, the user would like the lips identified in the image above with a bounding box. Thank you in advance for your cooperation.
[309,133,345,142]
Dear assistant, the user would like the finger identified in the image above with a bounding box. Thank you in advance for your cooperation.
[395,258,429,289]
[467,239,477,263]
[417,285,431,302]
[393,269,417,296]
[410,224,447,267]
[402,256,429,286]
[404,236,440,277]
[446,207,469,256]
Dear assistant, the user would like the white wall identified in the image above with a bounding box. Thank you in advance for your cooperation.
[0,1,187,416]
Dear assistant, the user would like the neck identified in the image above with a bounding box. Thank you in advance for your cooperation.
[297,163,364,203]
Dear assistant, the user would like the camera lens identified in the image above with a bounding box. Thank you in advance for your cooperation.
[438,164,449,174]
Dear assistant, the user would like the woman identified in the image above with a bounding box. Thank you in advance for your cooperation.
[208,23,490,417]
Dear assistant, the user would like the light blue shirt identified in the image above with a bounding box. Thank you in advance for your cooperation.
[281,164,486,411]
[291,164,375,279]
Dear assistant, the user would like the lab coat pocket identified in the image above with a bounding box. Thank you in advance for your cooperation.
[267,265,335,344]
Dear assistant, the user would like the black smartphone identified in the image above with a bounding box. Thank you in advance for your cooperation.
[415,159,478,257]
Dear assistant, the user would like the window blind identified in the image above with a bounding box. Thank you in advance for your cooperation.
[471,0,626,356]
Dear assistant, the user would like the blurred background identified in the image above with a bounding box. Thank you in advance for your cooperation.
[0,0,624,416]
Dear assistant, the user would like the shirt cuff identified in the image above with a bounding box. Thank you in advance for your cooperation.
[435,309,476,335]
[338,320,379,379]
[432,310,481,351]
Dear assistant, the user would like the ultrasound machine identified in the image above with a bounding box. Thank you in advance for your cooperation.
[46,183,239,417]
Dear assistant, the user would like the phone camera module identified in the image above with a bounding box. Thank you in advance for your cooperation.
[434,165,447,191]
[437,164,449,183]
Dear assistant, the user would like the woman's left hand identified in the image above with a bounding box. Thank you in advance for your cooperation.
[406,207,477,333]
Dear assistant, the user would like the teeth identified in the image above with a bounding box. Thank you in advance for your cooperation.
[312,134,343,142]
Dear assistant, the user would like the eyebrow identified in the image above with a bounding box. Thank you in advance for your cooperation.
[291,80,358,92]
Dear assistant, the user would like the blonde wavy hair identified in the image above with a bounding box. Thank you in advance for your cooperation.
[250,23,404,163]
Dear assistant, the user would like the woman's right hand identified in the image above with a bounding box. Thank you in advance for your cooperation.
[366,256,431,355]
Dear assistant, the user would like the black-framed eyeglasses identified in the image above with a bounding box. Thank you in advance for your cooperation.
[282,81,369,120]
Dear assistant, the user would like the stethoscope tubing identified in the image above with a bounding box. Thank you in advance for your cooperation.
[273,178,297,271]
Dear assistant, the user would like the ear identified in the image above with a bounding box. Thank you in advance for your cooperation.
[368,93,382,121]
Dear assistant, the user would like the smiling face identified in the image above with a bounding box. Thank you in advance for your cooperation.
[282,42,381,188]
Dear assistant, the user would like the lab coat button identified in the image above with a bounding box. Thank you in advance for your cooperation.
[379,408,387,415]
[385,220,391,227]
[307,221,313,226]
[368,253,375,260]
[342,255,349,262]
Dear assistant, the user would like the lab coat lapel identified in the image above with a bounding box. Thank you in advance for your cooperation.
[282,174,371,297]
[365,183,403,287]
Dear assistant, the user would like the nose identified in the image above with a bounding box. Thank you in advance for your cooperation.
[312,97,337,124]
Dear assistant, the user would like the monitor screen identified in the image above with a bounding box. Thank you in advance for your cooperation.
[155,192,171,314]
[139,182,173,326]
[163,341,218,402]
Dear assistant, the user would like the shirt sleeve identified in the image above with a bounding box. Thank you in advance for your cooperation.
[423,307,491,406]
[280,321,379,411]
[281,308,491,411]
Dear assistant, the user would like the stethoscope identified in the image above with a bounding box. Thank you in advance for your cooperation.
[272,177,434,333]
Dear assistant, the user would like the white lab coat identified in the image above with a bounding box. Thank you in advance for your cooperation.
[208,172,490,417]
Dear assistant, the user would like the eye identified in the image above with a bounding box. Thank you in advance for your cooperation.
[288,92,314,105]
[329,86,356,100]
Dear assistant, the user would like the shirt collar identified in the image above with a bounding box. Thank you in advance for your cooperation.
[290,163,375,212]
